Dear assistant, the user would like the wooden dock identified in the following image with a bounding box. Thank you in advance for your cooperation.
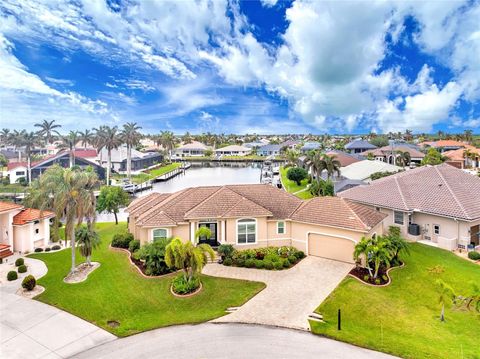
[152,163,191,182]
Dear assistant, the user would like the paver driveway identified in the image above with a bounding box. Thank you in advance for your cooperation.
[203,256,353,330]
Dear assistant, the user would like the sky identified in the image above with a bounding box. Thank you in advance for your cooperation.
[0,0,479,135]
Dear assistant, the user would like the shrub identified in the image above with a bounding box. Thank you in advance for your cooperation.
[18,264,27,273]
[15,258,24,267]
[171,274,200,295]
[218,244,235,259]
[223,258,233,266]
[273,261,284,270]
[7,271,18,281]
[263,260,274,270]
[45,247,51,252]
[288,255,297,264]
[375,278,381,285]
[137,238,173,276]
[129,239,140,253]
[245,259,255,268]
[236,258,245,267]
[111,232,134,249]
[287,167,308,185]
[283,259,291,268]
[51,245,61,250]
[295,251,305,260]
[264,253,280,263]
[255,251,265,260]
[255,260,264,269]
[468,251,480,260]
[363,275,370,282]
[382,275,389,282]
[34,248,44,253]
[22,275,36,291]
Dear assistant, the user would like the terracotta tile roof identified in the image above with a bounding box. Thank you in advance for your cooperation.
[361,145,425,159]
[13,208,55,225]
[443,147,480,161]
[420,140,468,148]
[0,201,23,213]
[326,151,361,167]
[339,164,480,221]
[73,149,97,158]
[291,196,386,231]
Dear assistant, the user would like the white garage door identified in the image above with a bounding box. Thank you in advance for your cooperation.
[308,233,355,263]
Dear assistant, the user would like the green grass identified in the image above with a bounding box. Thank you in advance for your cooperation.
[311,244,480,359]
[147,162,181,177]
[112,173,152,184]
[0,184,27,193]
[279,166,313,199]
[29,223,265,337]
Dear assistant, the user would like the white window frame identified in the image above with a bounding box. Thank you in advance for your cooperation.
[433,224,440,235]
[276,221,285,235]
[236,218,257,245]
[152,228,168,242]
[394,211,404,225]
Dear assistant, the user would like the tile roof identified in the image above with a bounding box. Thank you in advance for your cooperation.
[345,139,377,150]
[339,164,480,221]
[12,208,55,225]
[361,145,425,158]
[326,150,362,167]
[291,196,386,231]
[214,145,251,152]
[73,149,97,158]
[340,160,402,181]
[443,147,480,161]
[420,140,468,148]
[0,201,23,213]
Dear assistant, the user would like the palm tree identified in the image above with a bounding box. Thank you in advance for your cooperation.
[158,131,176,161]
[370,237,392,279]
[34,119,61,145]
[76,225,100,266]
[396,151,411,168]
[58,131,79,168]
[165,237,215,283]
[15,130,41,186]
[353,237,374,277]
[285,149,300,168]
[26,165,98,273]
[121,122,142,179]
[464,129,473,144]
[436,279,455,322]
[0,128,10,146]
[305,150,324,179]
[78,129,94,149]
[322,154,341,179]
[183,131,193,144]
[95,126,122,185]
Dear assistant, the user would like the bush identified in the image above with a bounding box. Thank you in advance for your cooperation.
[382,275,389,282]
[363,275,370,282]
[375,278,381,285]
[45,247,51,252]
[236,258,245,267]
[15,258,24,267]
[288,255,297,264]
[34,248,44,253]
[171,274,200,295]
[468,251,480,260]
[264,260,274,270]
[273,261,284,270]
[7,271,18,281]
[21,275,36,291]
[255,251,265,260]
[223,258,233,266]
[18,264,27,273]
[287,167,308,185]
[264,253,281,263]
[51,245,61,250]
[255,260,264,269]
[295,251,305,260]
[218,244,235,259]
[283,259,291,268]
[129,240,140,253]
[245,259,255,268]
[136,238,173,276]
[111,232,134,249]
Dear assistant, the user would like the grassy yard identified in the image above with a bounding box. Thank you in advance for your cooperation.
[311,243,480,359]
[279,166,313,199]
[29,222,265,337]
[147,162,181,177]
[0,184,27,193]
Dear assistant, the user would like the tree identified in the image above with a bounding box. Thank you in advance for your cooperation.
[195,226,212,243]
[396,151,411,168]
[121,122,142,180]
[26,165,98,273]
[96,186,130,225]
[0,154,7,167]
[464,129,473,144]
[157,131,176,161]
[309,178,334,197]
[0,128,10,146]
[95,126,122,185]
[422,148,444,166]
[34,119,61,145]
[287,167,308,186]
[137,238,172,275]
[353,235,393,279]
[17,131,41,186]
[370,170,400,181]
[58,131,79,168]
[435,279,456,322]
[305,150,323,178]
[78,129,94,149]
[285,149,300,167]
[165,237,215,283]
[322,154,341,179]
[75,225,100,265]
[370,136,389,148]
[385,226,410,265]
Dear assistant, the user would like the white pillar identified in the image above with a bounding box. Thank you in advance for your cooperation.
[221,220,226,243]
[190,222,195,243]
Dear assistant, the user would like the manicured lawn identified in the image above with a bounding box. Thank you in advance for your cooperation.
[311,243,480,359]
[0,184,27,193]
[30,223,265,337]
[147,162,181,177]
[112,173,151,184]
[279,166,313,199]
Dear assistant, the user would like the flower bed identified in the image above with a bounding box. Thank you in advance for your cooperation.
[349,262,404,286]
[223,246,305,270]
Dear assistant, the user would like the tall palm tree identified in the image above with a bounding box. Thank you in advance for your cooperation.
[78,129,94,149]
[158,131,176,161]
[322,154,341,179]
[15,130,41,186]
[26,165,98,273]
[10,129,26,161]
[121,122,142,179]
[34,119,61,145]
[305,150,324,179]
[396,151,411,168]
[76,225,100,266]
[58,131,79,168]
[464,129,473,144]
[0,128,10,146]
[285,149,300,168]
[96,126,122,185]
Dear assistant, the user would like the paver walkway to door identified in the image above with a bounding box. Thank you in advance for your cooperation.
[203,256,353,330]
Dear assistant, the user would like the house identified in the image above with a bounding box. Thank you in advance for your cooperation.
[215,145,252,156]
[0,201,55,257]
[300,142,321,153]
[339,164,480,251]
[257,144,283,157]
[361,144,425,165]
[244,142,266,149]
[280,140,301,150]
[325,150,362,167]
[97,145,162,172]
[443,147,480,170]
[174,141,211,157]
[344,139,377,154]
[419,140,469,153]
[340,160,403,182]
[126,184,386,263]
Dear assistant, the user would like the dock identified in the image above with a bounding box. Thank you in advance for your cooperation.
[152,163,191,182]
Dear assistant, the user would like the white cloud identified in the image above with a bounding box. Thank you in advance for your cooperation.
[260,0,278,8]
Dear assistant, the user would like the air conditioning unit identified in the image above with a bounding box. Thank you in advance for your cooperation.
[408,223,421,236]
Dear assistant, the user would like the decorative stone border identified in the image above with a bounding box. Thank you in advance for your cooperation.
[63,262,100,284]
[348,262,405,288]
[170,281,203,298]
[16,285,45,299]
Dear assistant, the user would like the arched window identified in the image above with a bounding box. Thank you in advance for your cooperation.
[153,228,168,242]
[237,219,256,244]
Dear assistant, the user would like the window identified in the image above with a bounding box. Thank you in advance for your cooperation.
[277,221,285,235]
[394,211,404,225]
[372,233,377,240]
[35,229,39,234]
[237,219,256,244]
[152,228,168,242]
[16,171,25,176]
[434,225,440,235]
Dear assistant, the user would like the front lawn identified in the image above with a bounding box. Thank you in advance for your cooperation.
[311,243,480,359]
[279,166,313,199]
[147,162,181,177]
[30,223,265,337]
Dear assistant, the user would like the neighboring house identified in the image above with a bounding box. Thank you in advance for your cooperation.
[443,147,480,170]
[334,179,366,194]
[340,160,403,182]
[300,142,321,153]
[215,145,252,156]
[361,144,425,165]
[126,184,386,263]
[326,150,362,167]
[257,144,283,157]
[0,201,54,257]
[281,140,301,150]
[97,145,162,172]
[0,149,22,163]
[419,140,469,152]
[344,139,377,154]
[6,162,29,184]
[339,164,480,251]
[244,142,265,149]
[174,141,211,157]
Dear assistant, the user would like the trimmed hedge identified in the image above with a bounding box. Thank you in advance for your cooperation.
[34,248,44,253]
[51,245,61,250]
[15,258,24,266]
[128,239,140,253]
[227,246,304,270]
[111,232,134,249]
[468,251,480,260]
[18,264,27,273]
[22,275,36,291]
[7,271,18,281]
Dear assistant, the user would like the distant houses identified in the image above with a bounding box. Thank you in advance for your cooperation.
[97,145,162,172]
[344,139,377,154]
[215,145,252,156]
[257,144,283,157]
[300,142,321,153]
[174,141,211,157]
[361,143,425,166]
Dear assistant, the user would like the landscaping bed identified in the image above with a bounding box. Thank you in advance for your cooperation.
[349,262,403,286]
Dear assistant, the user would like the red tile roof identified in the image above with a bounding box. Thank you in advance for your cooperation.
[326,151,361,167]
[73,149,97,158]
[13,208,55,225]
[0,201,23,213]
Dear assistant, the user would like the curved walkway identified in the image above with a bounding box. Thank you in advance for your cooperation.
[73,323,397,359]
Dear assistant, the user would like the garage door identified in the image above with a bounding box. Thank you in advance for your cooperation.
[308,233,355,263]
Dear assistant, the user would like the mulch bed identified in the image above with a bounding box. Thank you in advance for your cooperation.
[349,263,403,286]
[64,262,100,283]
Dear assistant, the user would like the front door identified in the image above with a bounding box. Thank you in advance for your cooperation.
[198,223,218,246]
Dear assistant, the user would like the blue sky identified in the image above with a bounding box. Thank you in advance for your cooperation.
[0,0,479,134]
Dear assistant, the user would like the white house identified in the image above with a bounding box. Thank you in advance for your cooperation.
[340,160,403,182]
[174,141,211,157]
[215,145,252,156]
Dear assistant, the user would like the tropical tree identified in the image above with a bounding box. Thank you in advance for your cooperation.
[165,237,215,283]
[464,129,473,144]
[121,122,142,179]
[396,151,411,168]
[305,150,324,179]
[195,226,212,243]
[0,128,10,146]
[285,149,300,167]
[95,126,122,185]
[309,178,334,197]
[96,186,130,225]
[34,119,61,145]
[286,167,308,186]
[75,225,100,265]
[183,131,193,144]
[26,165,98,273]
[435,279,456,322]
[422,147,445,166]
[385,226,410,265]
[353,237,374,277]
[157,131,176,161]
[353,235,393,279]
[136,238,172,275]
[78,129,94,149]
[16,130,41,186]
[58,131,79,168]
[322,154,341,179]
